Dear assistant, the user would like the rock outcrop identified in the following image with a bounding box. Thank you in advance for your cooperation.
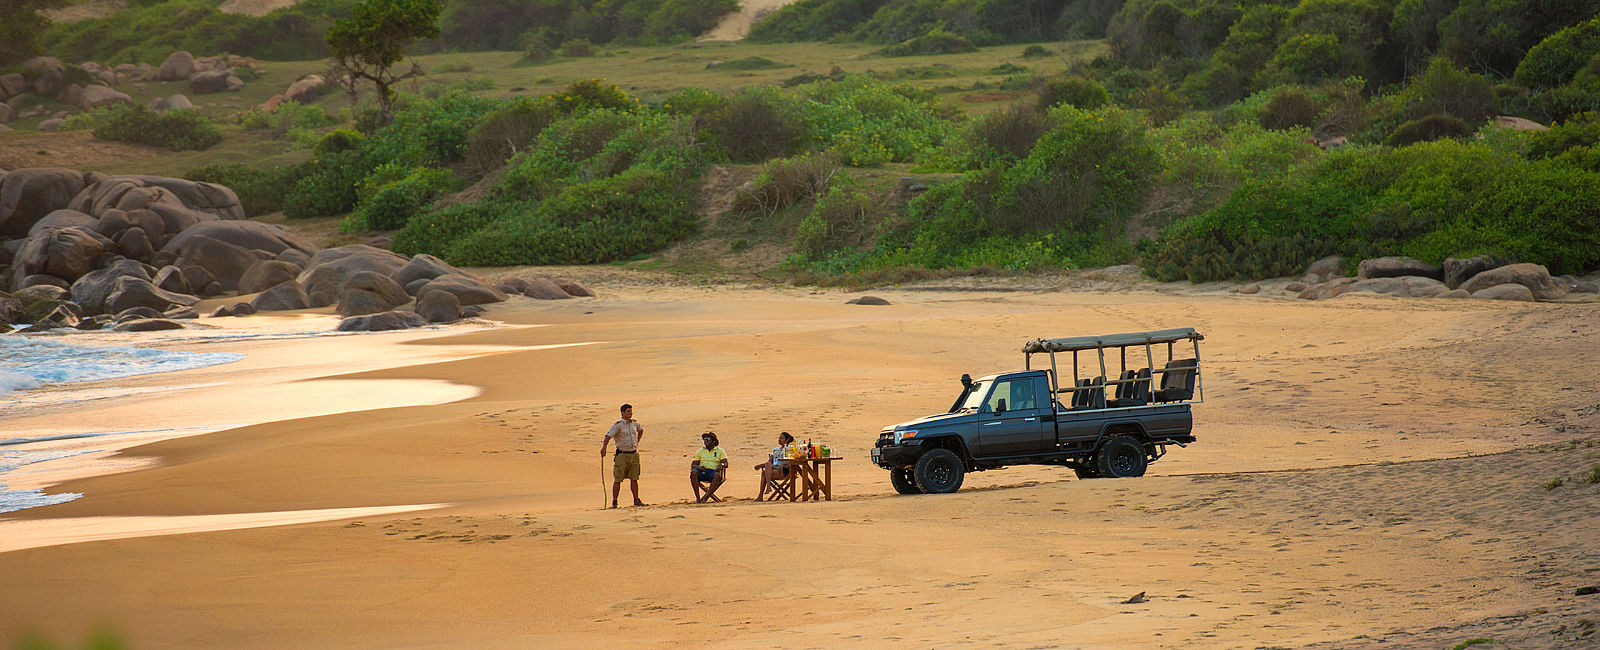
[1459,263,1567,300]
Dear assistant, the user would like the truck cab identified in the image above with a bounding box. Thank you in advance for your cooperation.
[872,328,1204,494]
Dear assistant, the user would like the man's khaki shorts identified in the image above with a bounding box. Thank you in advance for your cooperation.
[613,451,641,481]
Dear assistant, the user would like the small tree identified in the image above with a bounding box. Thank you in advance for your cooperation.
[1,0,64,66]
[325,0,442,126]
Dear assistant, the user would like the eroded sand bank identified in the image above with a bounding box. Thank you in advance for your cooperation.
[2,286,1597,648]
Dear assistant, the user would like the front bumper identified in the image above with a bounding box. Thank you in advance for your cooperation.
[871,442,921,468]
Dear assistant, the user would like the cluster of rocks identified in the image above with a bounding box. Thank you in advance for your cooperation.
[1277,255,1598,302]
[0,166,589,334]
[0,52,259,131]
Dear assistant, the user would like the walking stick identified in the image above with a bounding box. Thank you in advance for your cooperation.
[600,455,607,510]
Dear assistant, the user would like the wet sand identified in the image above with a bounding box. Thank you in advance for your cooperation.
[2,286,1598,648]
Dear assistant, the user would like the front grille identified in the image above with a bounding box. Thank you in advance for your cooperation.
[877,431,895,447]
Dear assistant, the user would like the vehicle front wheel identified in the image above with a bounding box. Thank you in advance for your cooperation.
[1094,436,1148,478]
[889,466,921,494]
[914,449,965,494]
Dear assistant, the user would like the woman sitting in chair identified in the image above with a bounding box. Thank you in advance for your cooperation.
[754,431,799,501]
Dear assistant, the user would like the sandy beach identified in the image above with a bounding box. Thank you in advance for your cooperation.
[3,281,1599,648]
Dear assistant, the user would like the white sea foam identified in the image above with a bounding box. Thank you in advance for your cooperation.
[0,485,82,514]
[0,337,245,396]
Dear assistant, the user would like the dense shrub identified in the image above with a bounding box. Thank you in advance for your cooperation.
[88,105,222,150]
[1038,76,1110,110]
[1259,88,1321,130]
[962,102,1055,167]
[436,0,738,51]
[183,163,313,217]
[750,0,1077,45]
[1144,140,1600,281]
[347,167,457,231]
[1515,18,1600,88]
[795,177,877,257]
[237,102,338,138]
[700,86,810,162]
[798,76,951,165]
[1384,114,1472,146]
[461,97,561,177]
[560,38,597,57]
[42,0,348,63]
[878,26,978,56]
[1021,44,1055,58]
[284,149,375,219]
[731,152,843,216]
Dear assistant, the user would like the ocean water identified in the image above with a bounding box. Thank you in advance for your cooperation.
[0,337,246,397]
[0,337,247,513]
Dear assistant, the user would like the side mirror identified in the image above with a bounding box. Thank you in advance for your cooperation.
[995,398,1007,414]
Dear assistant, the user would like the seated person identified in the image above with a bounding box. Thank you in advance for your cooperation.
[754,431,800,501]
[689,432,729,503]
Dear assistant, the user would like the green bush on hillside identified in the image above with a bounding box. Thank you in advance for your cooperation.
[183,163,313,217]
[42,0,349,63]
[89,105,223,150]
[878,26,978,56]
[346,167,457,231]
[1143,140,1600,281]
[1515,18,1600,88]
[1038,76,1110,110]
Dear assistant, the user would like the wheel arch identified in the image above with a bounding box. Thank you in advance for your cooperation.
[919,435,973,466]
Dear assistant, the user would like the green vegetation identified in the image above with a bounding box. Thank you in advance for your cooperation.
[184,163,312,216]
[1,0,62,66]
[41,0,353,64]
[75,105,225,150]
[1543,477,1566,490]
[1449,639,1496,650]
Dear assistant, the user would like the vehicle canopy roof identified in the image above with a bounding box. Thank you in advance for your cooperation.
[1021,327,1203,354]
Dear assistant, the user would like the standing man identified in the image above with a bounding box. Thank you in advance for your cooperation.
[601,403,645,508]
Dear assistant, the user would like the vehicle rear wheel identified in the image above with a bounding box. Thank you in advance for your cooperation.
[913,449,965,494]
[890,466,921,494]
[1095,436,1148,478]
[1073,465,1101,479]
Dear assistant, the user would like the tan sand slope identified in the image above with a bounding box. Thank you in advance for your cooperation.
[2,285,1598,648]
[701,0,802,41]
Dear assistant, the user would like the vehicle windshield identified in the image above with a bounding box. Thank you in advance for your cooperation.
[956,380,990,412]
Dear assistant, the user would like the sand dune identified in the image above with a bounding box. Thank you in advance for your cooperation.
[700,0,802,41]
[2,285,1598,647]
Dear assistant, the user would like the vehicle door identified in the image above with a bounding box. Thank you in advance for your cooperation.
[974,376,1050,456]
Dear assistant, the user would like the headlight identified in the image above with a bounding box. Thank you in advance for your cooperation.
[894,430,918,444]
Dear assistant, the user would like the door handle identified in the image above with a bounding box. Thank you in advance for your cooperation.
[984,421,1002,426]
[1024,417,1036,422]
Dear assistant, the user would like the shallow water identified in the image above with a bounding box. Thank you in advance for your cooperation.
[0,336,245,397]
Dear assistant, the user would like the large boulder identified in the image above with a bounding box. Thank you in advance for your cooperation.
[157,52,196,82]
[10,227,107,285]
[146,94,193,113]
[336,310,428,332]
[117,227,155,262]
[250,280,311,312]
[159,220,316,259]
[1302,255,1345,283]
[152,265,190,294]
[237,260,303,294]
[0,168,91,238]
[343,270,409,307]
[188,70,231,95]
[70,259,151,314]
[337,288,394,318]
[414,289,461,323]
[27,209,96,235]
[557,279,595,297]
[1357,256,1443,281]
[0,103,14,123]
[79,85,133,110]
[298,245,410,302]
[104,275,199,315]
[171,234,259,292]
[522,277,572,300]
[1337,276,1449,299]
[1296,277,1359,300]
[72,175,246,226]
[390,253,463,287]
[0,74,26,99]
[284,75,326,104]
[113,318,186,332]
[1459,263,1567,300]
[1443,255,1507,289]
[0,293,21,325]
[417,273,508,306]
[1471,284,1535,301]
[31,67,66,98]
[57,83,84,108]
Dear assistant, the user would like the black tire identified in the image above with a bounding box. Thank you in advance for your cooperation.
[1073,465,1101,479]
[1095,435,1148,478]
[913,448,965,494]
[890,466,921,494]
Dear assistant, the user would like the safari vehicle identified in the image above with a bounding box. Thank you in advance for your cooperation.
[871,328,1204,494]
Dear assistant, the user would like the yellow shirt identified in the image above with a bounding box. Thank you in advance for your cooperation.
[693,447,727,470]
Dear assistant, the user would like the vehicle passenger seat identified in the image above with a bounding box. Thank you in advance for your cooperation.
[1106,370,1143,408]
[1069,378,1092,409]
[1086,376,1106,409]
[1153,359,1199,402]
